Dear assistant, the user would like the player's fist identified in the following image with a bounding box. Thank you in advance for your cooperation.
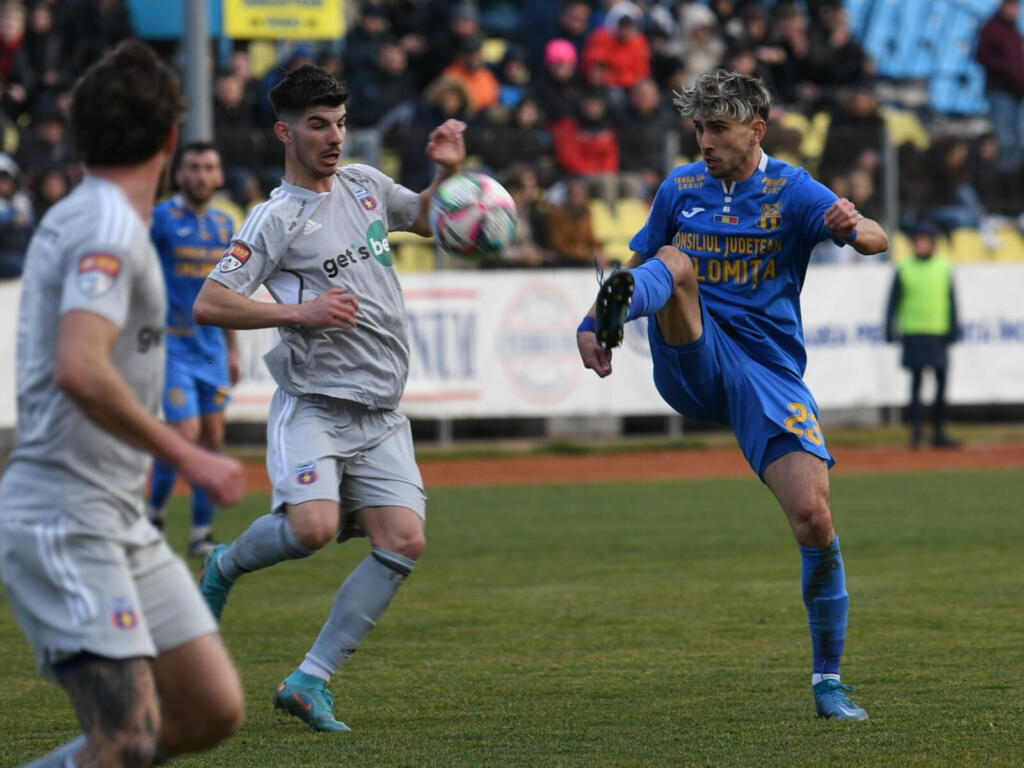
[578,330,614,378]
[299,287,359,329]
[180,449,245,508]
[824,197,861,241]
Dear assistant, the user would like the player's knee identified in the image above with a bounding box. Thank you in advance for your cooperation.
[790,500,834,547]
[654,245,695,285]
[291,518,336,550]
[377,527,426,561]
[184,688,245,750]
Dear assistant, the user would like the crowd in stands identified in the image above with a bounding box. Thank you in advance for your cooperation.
[2,0,1024,277]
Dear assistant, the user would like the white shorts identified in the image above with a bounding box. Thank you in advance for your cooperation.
[266,391,427,539]
[0,515,217,681]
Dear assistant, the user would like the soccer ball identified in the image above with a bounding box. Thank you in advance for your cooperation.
[429,172,518,259]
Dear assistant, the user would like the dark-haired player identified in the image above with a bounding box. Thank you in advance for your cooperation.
[147,142,239,557]
[0,40,246,768]
[577,70,889,720]
[193,64,465,732]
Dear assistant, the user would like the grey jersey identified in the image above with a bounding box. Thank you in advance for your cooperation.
[0,175,167,523]
[209,164,420,409]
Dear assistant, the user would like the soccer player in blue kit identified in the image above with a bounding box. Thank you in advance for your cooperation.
[147,142,240,557]
[577,70,889,720]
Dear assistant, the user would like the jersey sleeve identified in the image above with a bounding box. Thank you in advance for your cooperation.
[350,163,419,232]
[207,216,284,297]
[59,245,137,329]
[794,171,842,245]
[628,175,676,259]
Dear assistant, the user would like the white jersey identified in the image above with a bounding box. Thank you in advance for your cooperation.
[209,165,420,409]
[0,175,167,525]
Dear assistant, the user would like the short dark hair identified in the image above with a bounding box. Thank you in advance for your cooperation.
[175,140,219,173]
[70,39,186,167]
[268,65,349,122]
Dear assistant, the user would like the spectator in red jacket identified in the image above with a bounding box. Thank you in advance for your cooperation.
[551,86,620,204]
[581,1,650,93]
[976,0,1024,171]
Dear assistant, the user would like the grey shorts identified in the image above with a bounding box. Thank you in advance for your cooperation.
[266,391,427,537]
[0,515,217,681]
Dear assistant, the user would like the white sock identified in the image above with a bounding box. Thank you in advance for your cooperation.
[812,673,841,686]
[190,524,212,543]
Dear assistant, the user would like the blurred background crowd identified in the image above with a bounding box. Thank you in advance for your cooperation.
[1,0,1023,276]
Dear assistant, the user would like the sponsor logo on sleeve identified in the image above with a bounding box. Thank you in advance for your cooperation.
[296,462,318,485]
[76,253,122,297]
[219,241,252,272]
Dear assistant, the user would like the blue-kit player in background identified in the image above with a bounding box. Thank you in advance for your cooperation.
[148,142,240,557]
[577,70,889,720]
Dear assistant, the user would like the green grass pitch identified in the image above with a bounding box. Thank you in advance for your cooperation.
[1,468,1022,767]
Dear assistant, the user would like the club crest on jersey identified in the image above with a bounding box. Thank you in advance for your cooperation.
[758,202,783,230]
[219,242,251,272]
[111,598,139,630]
[76,253,122,297]
[355,187,378,211]
[296,462,318,485]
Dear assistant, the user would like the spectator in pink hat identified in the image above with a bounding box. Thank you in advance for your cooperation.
[531,38,583,126]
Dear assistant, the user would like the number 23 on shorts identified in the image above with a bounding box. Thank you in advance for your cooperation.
[784,402,823,445]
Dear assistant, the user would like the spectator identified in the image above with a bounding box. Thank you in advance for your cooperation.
[678,3,726,87]
[17,1,62,106]
[0,3,29,120]
[0,153,34,278]
[531,38,583,127]
[975,0,1024,172]
[538,0,593,73]
[478,96,553,182]
[551,86,620,205]
[806,3,874,108]
[213,72,264,207]
[818,81,885,180]
[417,1,481,90]
[769,1,818,109]
[970,131,1024,218]
[57,0,133,76]
[581,1,651,93]
[14,108,75,187]
[613,77,678,200]
[441,36,500,113]
[398,76,475,191]
[345,40,416,167]
[920,136,996,247]
[482,163,551,268]
[494,43,532,109]
[545,176,606,267]
[885,219,960,449]
[29,163,70,219]
[342,1,393,78]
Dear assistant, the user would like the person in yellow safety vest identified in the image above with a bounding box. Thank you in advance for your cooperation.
[885,219,961,449]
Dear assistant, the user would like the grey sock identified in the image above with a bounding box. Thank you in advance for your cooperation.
[219,513,315,582]
[22,735,86,768]
[299,547,416,679]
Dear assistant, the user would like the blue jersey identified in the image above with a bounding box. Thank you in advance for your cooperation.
[152,195,234,385]
[630,152,840,377]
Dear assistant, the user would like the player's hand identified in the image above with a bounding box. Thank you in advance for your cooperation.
[578,331,613,378]
[426,119,467,169]
[824,197,861,241]
[180,448,245,508]
[298,287,359,329]
[227,348,242,386]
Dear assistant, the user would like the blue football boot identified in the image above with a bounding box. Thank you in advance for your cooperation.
[813,678,869,720]
[197,544,234,622]
[273,670,351,732]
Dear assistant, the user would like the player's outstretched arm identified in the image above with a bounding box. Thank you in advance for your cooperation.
[194,278,359,330]
[55,310,245,507]
[407,118,466,237]
[824,197,889,256]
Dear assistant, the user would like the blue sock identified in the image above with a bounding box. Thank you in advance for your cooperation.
[626,257,675,321]
[801,536,848,677]
[149,459,177,510]
[192,485,215,529]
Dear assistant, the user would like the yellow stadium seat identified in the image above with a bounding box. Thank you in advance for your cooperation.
[481,37,508,65]
[389,231,438,272]
[800,111,831,164]
[882,108,930,151]
[379,150,401,181]
[890,230,914,263]
[614,197,650,235]
[949,228,990,262]
[993,226,1024,261]
[588,199,616,242]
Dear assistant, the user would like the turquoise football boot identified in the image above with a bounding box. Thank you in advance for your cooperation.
[594,268,634,350]
[197,544,234,622]
[273,670,351,732]
[813,679,869,720]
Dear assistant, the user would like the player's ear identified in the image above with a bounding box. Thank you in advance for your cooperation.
[274,120,291,145]
[752,118,767,143]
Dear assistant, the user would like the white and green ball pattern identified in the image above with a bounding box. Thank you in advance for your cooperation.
[429,172,518,259]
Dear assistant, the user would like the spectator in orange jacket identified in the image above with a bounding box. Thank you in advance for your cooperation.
[581,1,650,92]
[442,36,500,112]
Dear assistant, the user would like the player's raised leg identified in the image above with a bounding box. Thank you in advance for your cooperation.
[763,450,868,721]
[275,504,425,732]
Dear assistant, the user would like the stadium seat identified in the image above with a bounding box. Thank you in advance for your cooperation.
[949,227,991,262]
[993,226,1024,262]
[588,199,616,243]
[378,149,401,181]
[389,230,438,272]
[882,108,930,151]
[614,197,650,236]
[481,37,508,65]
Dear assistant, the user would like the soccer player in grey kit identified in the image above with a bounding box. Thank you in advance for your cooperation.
[0,41,246,768]
[194,64,465,732]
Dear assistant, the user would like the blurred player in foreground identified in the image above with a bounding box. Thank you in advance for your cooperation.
[147,142,241,556]
[577,70,889,720]
[0,41,246,767]
[885,218,960,449]
[193,64,465,732]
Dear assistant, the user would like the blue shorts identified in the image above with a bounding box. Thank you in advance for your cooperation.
[648,302,834,478]
[163,357,231,424]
